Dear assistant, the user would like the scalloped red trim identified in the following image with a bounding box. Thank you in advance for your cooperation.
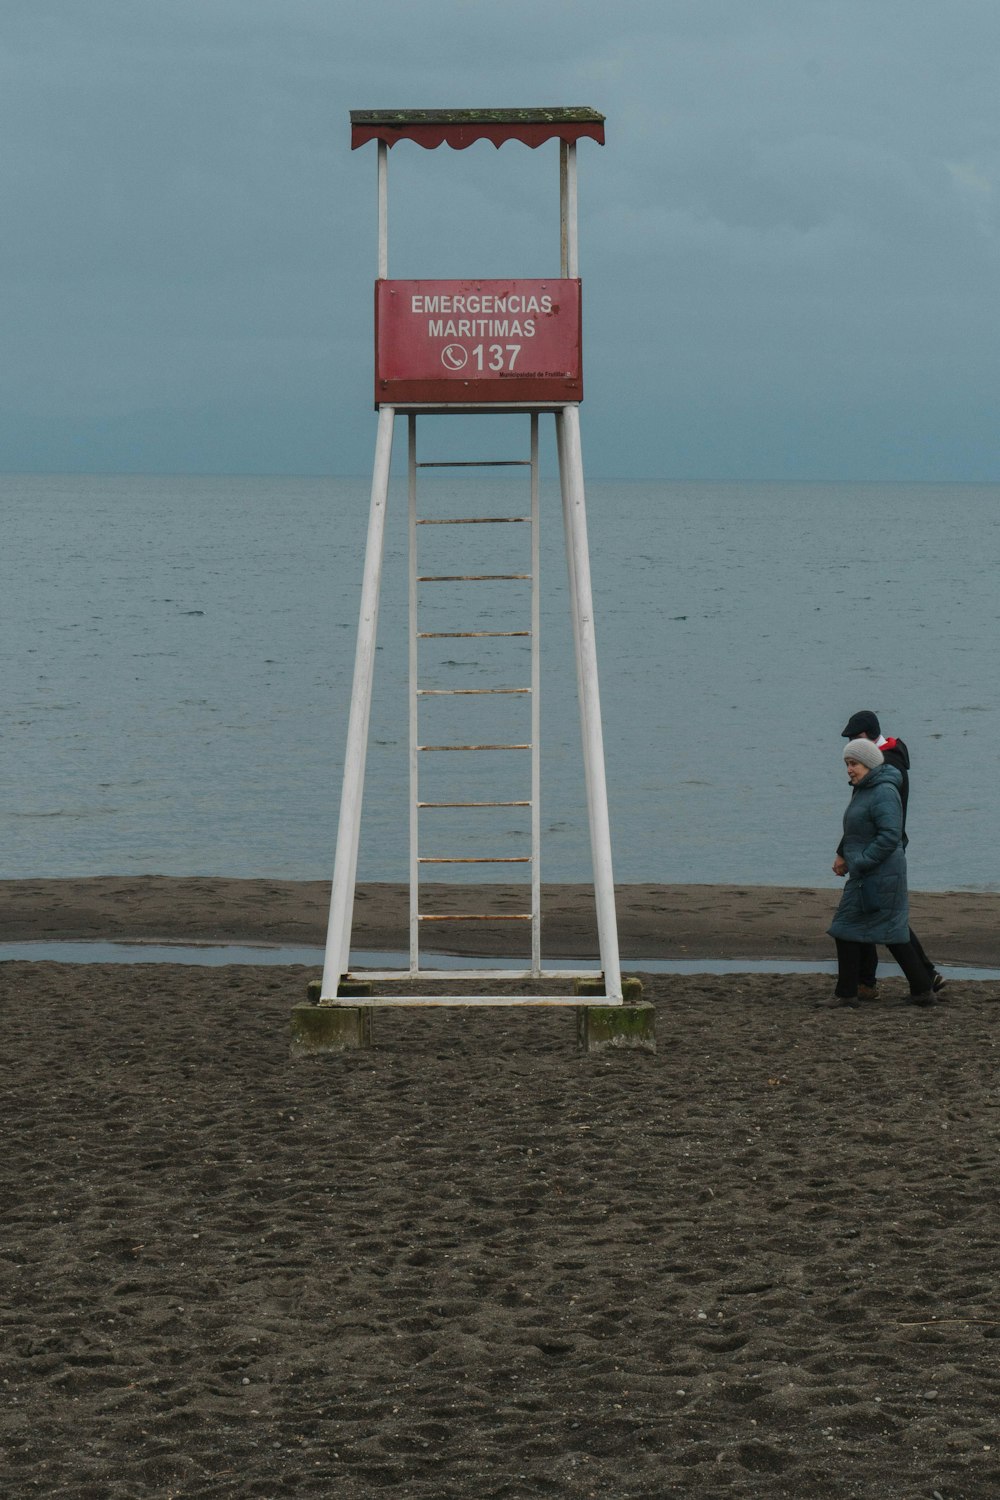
[351,121,605,151]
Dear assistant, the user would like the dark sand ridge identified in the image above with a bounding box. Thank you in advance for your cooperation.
[2,876,1000,965]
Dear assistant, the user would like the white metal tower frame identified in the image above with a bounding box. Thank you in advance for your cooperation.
[320,131,621,1005]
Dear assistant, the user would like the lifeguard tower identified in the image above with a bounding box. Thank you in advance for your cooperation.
[302,108,650,1045]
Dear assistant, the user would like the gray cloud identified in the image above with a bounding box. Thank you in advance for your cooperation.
[1,0,997,477]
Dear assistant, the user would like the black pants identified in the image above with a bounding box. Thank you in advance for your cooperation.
[835,937,932,999]
[857,928,934,988]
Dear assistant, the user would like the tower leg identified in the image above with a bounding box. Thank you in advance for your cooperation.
[321,405,396,999]
[555,406,623,1000]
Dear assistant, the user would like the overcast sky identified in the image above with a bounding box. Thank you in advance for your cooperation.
[3,0,998,479]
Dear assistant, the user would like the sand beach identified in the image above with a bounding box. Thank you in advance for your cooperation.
[3,878,1000,1497]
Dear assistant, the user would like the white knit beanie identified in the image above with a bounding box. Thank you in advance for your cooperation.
[844,738,883,770]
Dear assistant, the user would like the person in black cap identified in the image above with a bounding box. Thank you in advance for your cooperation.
[833,709,944,999]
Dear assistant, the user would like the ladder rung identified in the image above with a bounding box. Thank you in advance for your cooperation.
[418,856,531,864]
[417,573,531,582]
[419,742,530,752]
[415,460,530,469]
[416,516,529,525]
[326,996,610,1008]
[354,969,597,982]
[417,687,529,696]
[418,631,530,638]
[418,800,531,808]
[418,912,532,922]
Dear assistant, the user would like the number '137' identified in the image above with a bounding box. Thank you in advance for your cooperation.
[473,344,521,371]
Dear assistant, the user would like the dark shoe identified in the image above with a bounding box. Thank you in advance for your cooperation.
[908,991,935,1007]
[857,983,880,1002]
[931,971,947,995]
[817,994,859,1009]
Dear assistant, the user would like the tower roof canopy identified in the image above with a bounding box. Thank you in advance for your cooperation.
[350,107,605,151]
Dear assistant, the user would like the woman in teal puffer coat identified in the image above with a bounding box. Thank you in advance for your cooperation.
[825,739,935,1009]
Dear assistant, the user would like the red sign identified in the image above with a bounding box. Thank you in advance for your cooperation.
[375,279,582,405]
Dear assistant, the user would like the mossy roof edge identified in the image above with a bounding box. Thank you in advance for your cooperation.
[351,108,605,126]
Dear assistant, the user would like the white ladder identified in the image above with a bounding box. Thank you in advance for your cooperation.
[408,412,542,976]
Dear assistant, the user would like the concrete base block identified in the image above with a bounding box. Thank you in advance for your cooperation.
[290,1003,373,1055]
[576,1001,656,1053]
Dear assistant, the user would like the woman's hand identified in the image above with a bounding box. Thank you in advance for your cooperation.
[832,855,848,877]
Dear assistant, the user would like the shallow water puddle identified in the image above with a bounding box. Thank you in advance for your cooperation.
[1,942,998,980]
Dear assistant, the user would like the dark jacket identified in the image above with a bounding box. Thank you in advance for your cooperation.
[829,763,910,944]
[880,736,910,842]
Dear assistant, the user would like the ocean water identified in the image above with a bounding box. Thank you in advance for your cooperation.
[3,468,998,890]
